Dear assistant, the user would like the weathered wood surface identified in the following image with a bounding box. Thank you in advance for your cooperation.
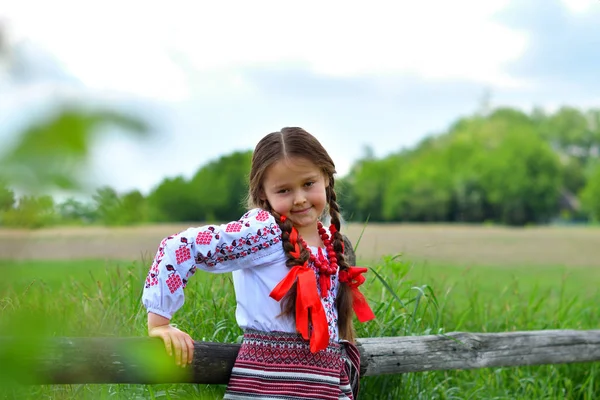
[2,330,600,384]
[1,337,239,384]
[359,330,600,376]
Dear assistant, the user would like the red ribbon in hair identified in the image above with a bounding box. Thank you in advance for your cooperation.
[338,267,376,322]
[269,227,330,353]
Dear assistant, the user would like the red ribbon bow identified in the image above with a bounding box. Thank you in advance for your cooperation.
[270,221,374,353]
[338,267,376,322]
[270,262,329,353]
[270,226,329,353]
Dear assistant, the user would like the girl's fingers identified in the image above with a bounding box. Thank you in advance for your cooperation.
[149,326,194,366]
[173,335,182,365]
[185,336,195,365]
[178,336,188,367]
[149,327,173,357]
[162,334,173,357]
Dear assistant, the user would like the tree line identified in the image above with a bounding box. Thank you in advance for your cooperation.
[2,106,600,228]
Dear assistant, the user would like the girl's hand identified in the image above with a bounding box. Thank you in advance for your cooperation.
[149,324,195,367]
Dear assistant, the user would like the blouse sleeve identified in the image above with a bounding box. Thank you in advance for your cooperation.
[141,208,283,319]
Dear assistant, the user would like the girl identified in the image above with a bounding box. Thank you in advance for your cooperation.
[142,127,375,399]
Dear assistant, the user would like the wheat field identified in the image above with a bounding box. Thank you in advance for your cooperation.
[1,223,599,268]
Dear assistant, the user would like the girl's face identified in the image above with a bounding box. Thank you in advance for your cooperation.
[261,157,329,234]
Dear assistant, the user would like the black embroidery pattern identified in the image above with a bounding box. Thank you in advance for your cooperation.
[194,222,281,267]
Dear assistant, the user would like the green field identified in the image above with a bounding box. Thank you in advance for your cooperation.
[1,225,600,399]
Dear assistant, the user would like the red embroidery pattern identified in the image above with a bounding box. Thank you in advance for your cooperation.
[225,222,243,233]
[145,261,159,287]
[145,245,166,288]
[196,231,212,245]
[227,330,358,400]
[237,332,341,370]
[256,210,270,222]
[175,247,191,264]
[166,273,183,293]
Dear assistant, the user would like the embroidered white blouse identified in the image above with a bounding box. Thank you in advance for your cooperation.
[142,208,341,341]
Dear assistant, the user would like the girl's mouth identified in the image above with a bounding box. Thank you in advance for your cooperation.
[291,207,311,214]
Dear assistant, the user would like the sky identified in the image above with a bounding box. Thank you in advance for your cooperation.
[1,0,599,196]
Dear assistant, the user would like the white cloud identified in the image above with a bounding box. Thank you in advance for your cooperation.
[2,0,529,98]
[170,0,527,86]
[561,0,598,13]
[2,1,189,101]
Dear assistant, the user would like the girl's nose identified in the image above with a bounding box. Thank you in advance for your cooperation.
[293,193,307,205]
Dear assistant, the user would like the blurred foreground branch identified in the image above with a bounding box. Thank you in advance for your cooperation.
[0,107,150,192]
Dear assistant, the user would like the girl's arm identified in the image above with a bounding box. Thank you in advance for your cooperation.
[142,208,282,320]
[141,209,284,363]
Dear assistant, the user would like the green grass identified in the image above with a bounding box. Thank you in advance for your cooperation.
[1,256,599,399]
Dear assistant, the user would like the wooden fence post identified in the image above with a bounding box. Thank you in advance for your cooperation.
[2,330,599,384]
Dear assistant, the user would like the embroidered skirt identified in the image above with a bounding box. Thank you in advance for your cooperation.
[224,329,361,400]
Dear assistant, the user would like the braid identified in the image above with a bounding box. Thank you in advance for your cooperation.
[327,183,347,268]
[265,205,309,318]
[327,180,356,343]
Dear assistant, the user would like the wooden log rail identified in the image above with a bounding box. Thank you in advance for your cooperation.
[1,329,599,385]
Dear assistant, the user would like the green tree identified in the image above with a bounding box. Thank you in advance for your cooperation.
[349,109,563,225]
[190,151,252,221]
[382,155,453,222]
[560,156,587,194]
[579,165,600,221]
[56,197,97,224]
[119,190,148,224]
[535,106,600,165]
[450,176,489,222]
[148,176,199,222]
[92,186,122,225]
[2,195,57,228]
[470,117,561,225]
[0,181,15,212]
[345,154,401,222]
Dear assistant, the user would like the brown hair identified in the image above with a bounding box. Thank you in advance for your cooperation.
[247,127,356,342]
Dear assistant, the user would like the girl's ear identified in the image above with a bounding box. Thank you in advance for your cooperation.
[259,189,267,201]
[324,174,330,188]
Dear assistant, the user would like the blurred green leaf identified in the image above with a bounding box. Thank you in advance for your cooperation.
[0,106,150,192]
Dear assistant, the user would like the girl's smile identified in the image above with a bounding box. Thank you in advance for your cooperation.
[291,207,312,214]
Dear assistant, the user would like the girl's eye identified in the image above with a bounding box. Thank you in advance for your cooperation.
[304,181,315,187]
[277,189,289,194]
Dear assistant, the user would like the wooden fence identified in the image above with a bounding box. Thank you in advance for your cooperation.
[4,329,600,385]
